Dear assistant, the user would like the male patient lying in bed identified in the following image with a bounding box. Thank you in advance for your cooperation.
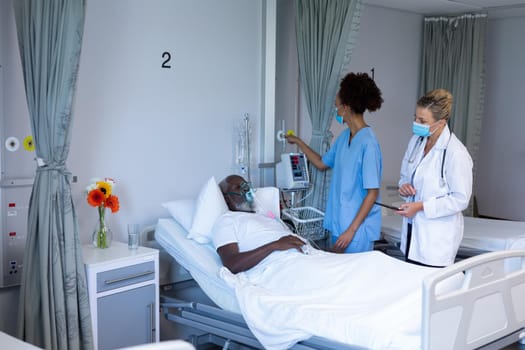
[213,174,306,273]
[211,175,444,350]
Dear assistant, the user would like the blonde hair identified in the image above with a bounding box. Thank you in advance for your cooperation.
[417,89,453,121]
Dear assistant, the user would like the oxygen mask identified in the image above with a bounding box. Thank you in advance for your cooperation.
[225,181,256,212]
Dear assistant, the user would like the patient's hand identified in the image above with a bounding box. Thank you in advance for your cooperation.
[217,235,307,274]
[273,235,306,253]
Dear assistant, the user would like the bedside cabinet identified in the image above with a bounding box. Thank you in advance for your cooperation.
[83,241,159,350]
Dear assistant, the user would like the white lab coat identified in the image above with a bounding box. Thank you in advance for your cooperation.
[398,125,473,266]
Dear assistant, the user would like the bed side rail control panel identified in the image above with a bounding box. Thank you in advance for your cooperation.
[96,261,155,293]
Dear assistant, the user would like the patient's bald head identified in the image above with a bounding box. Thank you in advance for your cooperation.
[219,175,255,213]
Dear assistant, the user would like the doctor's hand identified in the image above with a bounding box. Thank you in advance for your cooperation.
[398,183,417,197]
[396,201,423,218]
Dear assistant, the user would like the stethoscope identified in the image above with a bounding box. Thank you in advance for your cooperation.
[407,132,452,188]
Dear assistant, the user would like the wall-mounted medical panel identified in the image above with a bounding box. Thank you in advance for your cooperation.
[0,178,33,288]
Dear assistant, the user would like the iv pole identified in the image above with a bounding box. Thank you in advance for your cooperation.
[244,113,251,182]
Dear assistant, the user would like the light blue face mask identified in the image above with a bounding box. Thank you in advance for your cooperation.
[334,107,344,124]
[412,122,432,137]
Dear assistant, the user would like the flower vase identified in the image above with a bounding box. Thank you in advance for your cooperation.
[92,206,113,248]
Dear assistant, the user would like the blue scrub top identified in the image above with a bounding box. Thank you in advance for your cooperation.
[322,127,382,243]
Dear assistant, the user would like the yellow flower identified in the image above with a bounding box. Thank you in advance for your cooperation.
[97,181,112,197]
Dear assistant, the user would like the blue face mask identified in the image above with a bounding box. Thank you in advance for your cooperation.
[412,122,432,137]
[334,107,344,124]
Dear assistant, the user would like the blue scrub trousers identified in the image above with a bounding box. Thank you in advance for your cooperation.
[331,235,374,253]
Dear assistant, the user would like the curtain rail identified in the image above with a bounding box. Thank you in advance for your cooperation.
[424,13,487,21]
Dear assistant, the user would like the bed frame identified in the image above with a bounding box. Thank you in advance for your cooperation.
[422,250,525,349]
[157,250,525,350]
[159,280,367,350]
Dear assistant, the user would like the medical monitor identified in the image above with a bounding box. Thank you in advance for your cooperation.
[275,153,309,190]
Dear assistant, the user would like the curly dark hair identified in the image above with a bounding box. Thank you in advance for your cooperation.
[338,72,383,114]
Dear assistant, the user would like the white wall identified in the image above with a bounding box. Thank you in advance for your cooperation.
[68,0,265,243]
[475,16,525,220]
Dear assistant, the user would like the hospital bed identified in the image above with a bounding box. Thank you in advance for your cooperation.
[154,217,525,350]
[381,214,525,259]
[153,180,525,349]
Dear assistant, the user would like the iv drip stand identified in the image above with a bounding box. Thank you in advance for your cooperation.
[244,113,251,182]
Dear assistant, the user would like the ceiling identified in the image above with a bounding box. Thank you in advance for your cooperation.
[362,0,525,18]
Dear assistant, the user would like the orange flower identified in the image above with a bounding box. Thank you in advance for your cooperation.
[87,189,105,207]
[105,195,120,213]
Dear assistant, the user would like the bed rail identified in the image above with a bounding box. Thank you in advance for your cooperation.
[422,249,525,350]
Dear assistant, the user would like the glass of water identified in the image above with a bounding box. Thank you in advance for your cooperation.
[127,224,140,249]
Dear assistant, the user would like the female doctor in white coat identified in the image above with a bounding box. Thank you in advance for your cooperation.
[396,89,473,267]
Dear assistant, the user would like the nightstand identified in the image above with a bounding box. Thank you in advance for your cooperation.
[83,241,159,350]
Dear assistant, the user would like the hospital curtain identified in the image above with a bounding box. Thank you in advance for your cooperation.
[13,0,93,349]
[295,0,362,210]
[419,14,487,215]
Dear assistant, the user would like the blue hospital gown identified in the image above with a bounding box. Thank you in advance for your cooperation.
[322,127,382,252]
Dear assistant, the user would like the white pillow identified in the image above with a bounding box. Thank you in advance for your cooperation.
[187,176,228,244]
[253,187,280,218]
[162,179,280,243]
[161,199,195,231]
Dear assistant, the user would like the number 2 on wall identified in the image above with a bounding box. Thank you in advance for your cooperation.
[161,52,172,68]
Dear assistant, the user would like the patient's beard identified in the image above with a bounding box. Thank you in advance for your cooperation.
[236,201,255,213]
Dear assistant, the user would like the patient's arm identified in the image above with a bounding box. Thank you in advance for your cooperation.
[217,235,305,274]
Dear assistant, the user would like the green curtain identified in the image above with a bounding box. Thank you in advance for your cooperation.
[295,0,362,210]
[13,0,93,349]
[419,14,486,214]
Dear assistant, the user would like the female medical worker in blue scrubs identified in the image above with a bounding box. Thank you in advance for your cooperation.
[286,72,383,253]
[396,89,473,267]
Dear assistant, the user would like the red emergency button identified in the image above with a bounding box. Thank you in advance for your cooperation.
[8,203,16,207]
[9,232,16,237]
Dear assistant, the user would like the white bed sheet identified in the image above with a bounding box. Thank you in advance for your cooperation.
[222,250,441,350]
[155,217,463,350]
[381,215,525,252]
[155,218,241,313]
